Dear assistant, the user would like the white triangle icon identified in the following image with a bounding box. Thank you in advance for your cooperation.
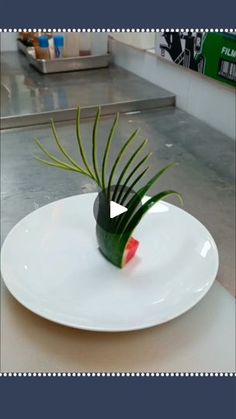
[110,200,128,219]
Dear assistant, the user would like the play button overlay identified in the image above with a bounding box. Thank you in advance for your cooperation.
[110,201,127,219]
[93,184,143,234]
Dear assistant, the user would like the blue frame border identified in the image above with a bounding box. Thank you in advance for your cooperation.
[1,0,235,407]
[0,374,235,418]
[1,0,236,28]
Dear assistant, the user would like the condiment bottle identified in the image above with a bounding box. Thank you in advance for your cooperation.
[36,36,50,60]
[54,35,64,58]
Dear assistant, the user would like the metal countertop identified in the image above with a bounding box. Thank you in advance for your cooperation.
[1,51,175,128]
[1,107,235,295]
[1,107,235,372]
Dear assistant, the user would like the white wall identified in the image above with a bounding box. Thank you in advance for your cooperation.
[111,33,155,50]
[110,37,235,140]
[0,33,18,51]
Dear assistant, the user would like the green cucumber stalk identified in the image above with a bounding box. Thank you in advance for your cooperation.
[34,106,182,268]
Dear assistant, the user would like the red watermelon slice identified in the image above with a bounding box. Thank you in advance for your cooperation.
[122,237,139,266]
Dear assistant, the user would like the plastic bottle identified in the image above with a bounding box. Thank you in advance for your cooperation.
[32,33,40,48]
[19,32,34,46]
[36,36,50,60]
[48,37,55,59]
[54,35,64,58]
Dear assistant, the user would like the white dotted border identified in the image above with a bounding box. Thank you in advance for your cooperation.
[0,372,235,377]
[0,28,235,32]
[0,27,235,380]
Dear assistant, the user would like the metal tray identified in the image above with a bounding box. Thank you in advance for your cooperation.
[28,54,110,74]
[17,39,110,74]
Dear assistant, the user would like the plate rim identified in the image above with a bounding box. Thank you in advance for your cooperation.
[1,192,219,332]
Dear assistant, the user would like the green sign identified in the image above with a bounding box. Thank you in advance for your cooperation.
[195,33,236,87]
[156,32,236,88]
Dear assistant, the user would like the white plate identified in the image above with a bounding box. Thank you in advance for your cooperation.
[1,193,219,332]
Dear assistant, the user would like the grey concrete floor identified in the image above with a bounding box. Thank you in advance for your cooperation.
[1,107,235,295]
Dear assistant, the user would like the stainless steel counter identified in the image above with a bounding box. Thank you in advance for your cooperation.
[1,108,235,295]
[1,52,174,128]
[1,108,235,372]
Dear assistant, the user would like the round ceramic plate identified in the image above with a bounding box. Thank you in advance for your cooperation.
[1,193,219,332]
